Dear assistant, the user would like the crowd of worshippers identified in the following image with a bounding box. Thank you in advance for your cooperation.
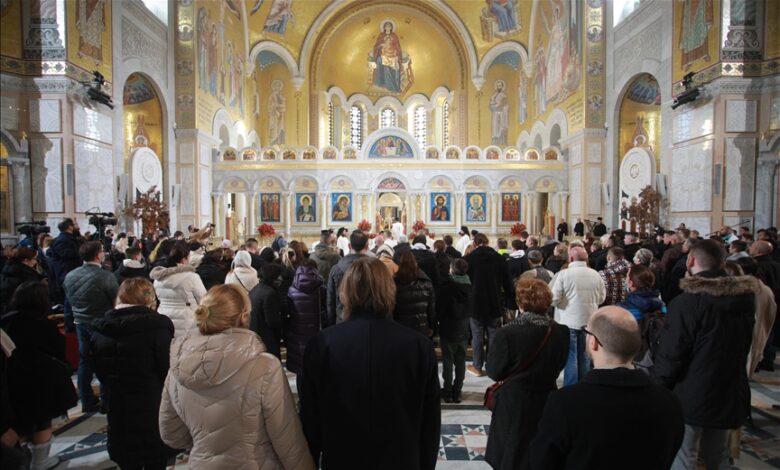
[1,217,779,470]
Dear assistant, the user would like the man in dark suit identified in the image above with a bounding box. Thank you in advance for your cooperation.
[592,217,607,237]
[527,306,684,470]
[573,218,585,237]
[556,220,569,242]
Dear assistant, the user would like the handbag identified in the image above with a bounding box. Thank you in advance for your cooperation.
[483,325,553,411]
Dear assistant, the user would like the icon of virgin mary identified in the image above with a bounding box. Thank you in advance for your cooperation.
[369,21,413,93]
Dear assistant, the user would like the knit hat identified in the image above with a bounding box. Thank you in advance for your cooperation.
[376,244,395,258]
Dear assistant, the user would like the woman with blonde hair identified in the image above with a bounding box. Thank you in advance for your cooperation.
[299,257,440,469]
[91,278,178,470]
[159,284,313,470]
[225,250,259,293]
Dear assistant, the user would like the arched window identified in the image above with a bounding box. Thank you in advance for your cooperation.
[350,105,363,150]
[380,108,396,128]
[442,101,450,148]
[414,105,427,148]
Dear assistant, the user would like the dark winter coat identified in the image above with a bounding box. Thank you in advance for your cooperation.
[505,252,530,310]
[411,248,441,288]
[394,271,435,335]
[47,231,82,288]
[286,265,323,375]
[299,312,440,470]
[0,262,45,311]
[309,244,341,281]
[527,368,684,470]
[0,309,77,434]
[63,263,119,326]
[434,251,451,284]
[196,257,228,290]
[90,306,178,467]
[589,248,608,272]
[464,246,508,320]
[592,222,607,237]
[617,289,666,322]
[114,260,150,285]
[445,246,462,259]
[392,242,411,262]
[249,280,283,359]
[573,222,584,237]
[623,243,641,263]
[662,253,689,302]
[485,313,568,469]
[653,271,758,429]
[326,254,365,326]
[544,255,567,274]
[755,254,780,302]
[437,275,472,342]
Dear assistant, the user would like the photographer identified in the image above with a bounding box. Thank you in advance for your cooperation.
[0,247,46,315]
[47,219,83,331]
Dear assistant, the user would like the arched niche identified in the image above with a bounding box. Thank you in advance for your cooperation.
[123,73,163,166]
[308,0,472,148]
[618,73,661,167]
[253,46,295,148]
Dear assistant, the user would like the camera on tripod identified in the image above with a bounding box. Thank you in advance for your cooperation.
[86,211,118,241]
[15,221,51,238]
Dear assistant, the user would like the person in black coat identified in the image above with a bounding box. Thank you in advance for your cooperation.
[285,260,323,375]
[410,234,440,288]
[113,246,150,285]
[527,306,684,470]
[196,250,228,290]
[592,217,607,237]
[573,218,584,237]
[486,278,568,469]
[556,221,568,243]
[299,257,440,470]
[48,218,83,330]
[653,240,756,469]
[463,234,508,375]
[0,247,45,314]
[90,278,179,470]
[437,259,472,403]
[393,252,436,336]
[504,240,529,312]
[432,240,452,285]
[443,235,462,259]
[248,263,284,359]
[0,281,77,469]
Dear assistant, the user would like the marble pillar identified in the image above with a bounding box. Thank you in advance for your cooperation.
[283,192,292,237]
[755,158,779,230]
[211,193,223,238]
[9,159,32,223]
[490,193,498,235]
[527,192,538,234]
[247,192,258,236]
[235,192,247,243]
[454,194,463,230]
[319,192,328,230]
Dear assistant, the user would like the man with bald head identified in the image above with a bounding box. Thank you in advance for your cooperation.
[527,307,684,469]
[654,239,757,469]
[551,246,606,385]
[751,239,780,371]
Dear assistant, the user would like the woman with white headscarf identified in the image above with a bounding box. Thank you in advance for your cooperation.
[225,250,259,293]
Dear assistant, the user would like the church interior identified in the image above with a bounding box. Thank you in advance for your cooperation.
[2,0,780,468]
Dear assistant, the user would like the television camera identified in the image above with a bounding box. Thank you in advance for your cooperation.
[82,70,114,109]
[14,221,50,249]
[86,211,118,243]
[671,72,700,110]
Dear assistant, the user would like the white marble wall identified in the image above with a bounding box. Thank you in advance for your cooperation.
[669,215,711,236]
[74,104,113,145]
[179,167,195,216]
[569,167,582,216]
[200,167,211,217]
[29,99,61,133]
[725,100,757,133]
[586,167,602,214]
[723,137,756,211]
[30,138,63,213]
[671,140,713,212]
[673,102,714,144]
[74,139,115,213]
[1,96,18,130]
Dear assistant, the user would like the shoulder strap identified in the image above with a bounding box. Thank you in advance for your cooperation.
[499,325,554,382]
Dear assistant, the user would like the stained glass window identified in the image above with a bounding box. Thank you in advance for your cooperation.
[414,106,427,148]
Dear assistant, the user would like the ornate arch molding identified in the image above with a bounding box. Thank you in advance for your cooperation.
[0,128,28,159]
[300,0,478,88]
[248,41,302,89]
[476,41,530,90]
[212,108,235,147]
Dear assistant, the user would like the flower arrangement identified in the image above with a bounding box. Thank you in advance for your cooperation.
[357,219,372,232]
[257,223,276,237]
[412,220,427,232]
[510,223,527,236]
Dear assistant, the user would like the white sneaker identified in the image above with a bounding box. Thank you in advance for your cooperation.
[29,440,61,470]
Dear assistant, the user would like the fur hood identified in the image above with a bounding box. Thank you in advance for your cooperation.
[680,274,761,297]
[149,264,196,281]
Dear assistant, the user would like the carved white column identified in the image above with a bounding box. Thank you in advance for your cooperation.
[527,191,538,234]
[454,193,463,229]
[247,192,258,236]
[490,192,498,235]
[559,191,570,227]
[211,192,223,238]
[234,192,247,243]
[755,159,779,230]
[319,192,328,230]
[283,192,292,236]
[9,159,31,223]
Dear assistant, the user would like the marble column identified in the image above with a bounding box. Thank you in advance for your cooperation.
[319,192,328,230]
[283,192,292,237]
[247,192,258,236]
[211,193,223,238]
[454,193,463,230]
[490,193,498,235]
[235,192,247,243]
[755,159,779,230]
[9,159,31,223]
[527,191,538,234]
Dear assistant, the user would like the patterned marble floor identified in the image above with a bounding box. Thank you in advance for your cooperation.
[41,363,780,469]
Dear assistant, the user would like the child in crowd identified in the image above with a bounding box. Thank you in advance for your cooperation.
[437,258,472,403]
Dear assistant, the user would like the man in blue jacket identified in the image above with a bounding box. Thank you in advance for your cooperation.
[48,218,83,330]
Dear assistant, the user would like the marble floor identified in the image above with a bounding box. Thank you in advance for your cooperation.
[42,363,780,469]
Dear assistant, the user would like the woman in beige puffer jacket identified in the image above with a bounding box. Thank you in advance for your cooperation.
[159,284,314,470]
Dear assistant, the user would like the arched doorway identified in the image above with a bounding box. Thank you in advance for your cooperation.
[375,176,408,232]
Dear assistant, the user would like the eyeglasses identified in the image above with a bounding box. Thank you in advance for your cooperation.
[582,327,602,347]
